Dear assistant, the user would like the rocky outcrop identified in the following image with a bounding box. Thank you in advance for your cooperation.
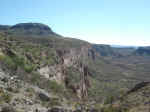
[37,46,93,100]
[38,92,50,102]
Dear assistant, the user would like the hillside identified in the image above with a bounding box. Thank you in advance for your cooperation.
[0,23,150,111]
[0,23,60,38]
[134,47,150,56]
[114,82,150,112]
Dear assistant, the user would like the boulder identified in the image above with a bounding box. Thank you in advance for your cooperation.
[38,92,50,102]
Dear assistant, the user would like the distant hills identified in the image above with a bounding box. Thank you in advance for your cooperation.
[111,45,138,48]
[0,23,60,37]
[134,46,150,56]
[92,44,119,56]
[93,44,150,57]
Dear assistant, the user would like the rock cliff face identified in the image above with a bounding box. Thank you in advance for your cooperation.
[0,29,100,111]
[38,45,94,99]
[0,26,97,101]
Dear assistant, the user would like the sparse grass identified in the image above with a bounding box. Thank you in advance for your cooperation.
[104,95,115,105]
[26,87,35,97]
[1,106,16,112]
[6,87,19,93]
[47,80,65,93]
[0,88,12,103]
[26,87,35,93]
[29,72,41,85]
[66,66,81,86]
[101,106,129,112]
[42,97,61,108]
[0,52,5,60]
[24,64,35,73]
[0,52,35,73]
[1,55,17,70]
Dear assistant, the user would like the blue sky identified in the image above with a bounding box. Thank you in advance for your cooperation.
[0,0,150,46]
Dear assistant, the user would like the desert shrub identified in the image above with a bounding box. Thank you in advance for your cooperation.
[26,87,35,93]
[3,93,12,103]
[41,97,61,108]
[6,87,19,93]
[0,53,5,60]
[47,80,64,93]
[26,87,35,97]
[13,56,35,73]
[49,98,61,107]
[1,106,16,112]
[101,106,129,112]
[30,72,41,85]
[28,72,64,94]
[0,54,34,73]
[0,90,12,103]
[24,64,34,73]
[104,95,115,105]
[13,56,25,67]
[66,66,81,86]
[1,56,17,70]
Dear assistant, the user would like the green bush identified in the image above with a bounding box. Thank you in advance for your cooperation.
[26,87,35,93]
[101,106,129,112]
[13,56,25,67]
[0,54,5,60]
[30,72,41,85]
[0,89,12,103]
[104,95,115,105]
[1,54,34,73]
[66,67,81,85]
[2,56,17,70]
[47,80,64,93]
[1,106,16,112]
[24,64,34,73]
[6,87,19,93]
[42,97,61,108]
[2,93,12,103]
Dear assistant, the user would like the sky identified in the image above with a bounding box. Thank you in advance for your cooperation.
[0,0,150,46]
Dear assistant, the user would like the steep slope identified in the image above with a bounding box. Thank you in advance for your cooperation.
[0,29,98,111]
[0,31,91,97]
[117,82,150,112]
[0,23,150,111]
[0,23,129,106]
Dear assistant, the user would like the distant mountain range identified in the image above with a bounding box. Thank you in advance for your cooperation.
[111,45,139,48]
